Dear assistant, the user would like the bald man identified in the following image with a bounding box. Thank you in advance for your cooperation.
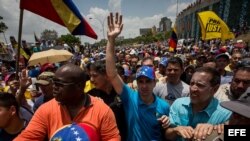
[15,63,120,141]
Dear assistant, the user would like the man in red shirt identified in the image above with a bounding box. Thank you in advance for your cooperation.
[15,63,120,141]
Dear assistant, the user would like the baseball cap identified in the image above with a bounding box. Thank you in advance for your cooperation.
[35,71,55,85]
[159,57,168,67]
[219,46,227,53]
[40,63,55,73]
[215,53,229,61]
[221,93,250,118]
[136,66,155,80]
[235,58,250,69]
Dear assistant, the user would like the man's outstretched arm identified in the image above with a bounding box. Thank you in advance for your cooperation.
[106,12,124,95]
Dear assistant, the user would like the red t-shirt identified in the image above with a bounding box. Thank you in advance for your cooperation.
[14,96,120,141]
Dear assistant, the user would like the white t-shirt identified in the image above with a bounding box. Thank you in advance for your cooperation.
[153,81,189,105]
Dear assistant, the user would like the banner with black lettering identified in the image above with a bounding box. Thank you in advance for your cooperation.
[197,11,235,41]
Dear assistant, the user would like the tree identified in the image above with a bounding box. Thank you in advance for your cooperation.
[0,16,8,43]
[165,30,172,39]
[155,33,164,41]
[58,34,81,46]
[40,29,58,41]
[0,16,8,33]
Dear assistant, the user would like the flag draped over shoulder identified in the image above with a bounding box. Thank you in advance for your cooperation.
[169,27,177,52]
[20,0,97,39]
[197,11,234,41]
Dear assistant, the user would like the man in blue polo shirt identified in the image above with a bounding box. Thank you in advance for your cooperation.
[165,67,232,141]
[105,12,170,141]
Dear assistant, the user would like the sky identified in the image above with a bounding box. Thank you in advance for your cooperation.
[0,0,195,44]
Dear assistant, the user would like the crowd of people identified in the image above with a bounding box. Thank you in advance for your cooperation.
[0,12,250,141]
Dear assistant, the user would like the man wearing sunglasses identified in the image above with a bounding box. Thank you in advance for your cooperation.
[15,63,120,141]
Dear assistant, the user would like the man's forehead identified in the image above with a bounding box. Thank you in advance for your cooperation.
[143,60,153,65]
[131,58,138,61]
[167,63,181,69]
[55,69,74,78]
[89,71,100,75]
[235,70,250,77]
[192,72,211,81]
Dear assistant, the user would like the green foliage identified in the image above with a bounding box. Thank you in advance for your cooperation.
[40,29,58,41]
[58,34,81,46]
[93,30,173,46]
[0,16,8,33]
[165,30,172,39]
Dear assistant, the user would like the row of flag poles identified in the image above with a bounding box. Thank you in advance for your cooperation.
[15,0,98,78]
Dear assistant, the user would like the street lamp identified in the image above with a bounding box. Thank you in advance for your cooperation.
[89,17,106,40]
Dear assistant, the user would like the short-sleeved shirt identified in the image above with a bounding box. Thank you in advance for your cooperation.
[220,71,233,85]
[169,97,231,128]
[0,129,21,141]
[153,81,189,105]
[121,84,170,141]
[88,88,127,141]
[14,95,120,141]
[214,84,235,102]
[0,120,28,141]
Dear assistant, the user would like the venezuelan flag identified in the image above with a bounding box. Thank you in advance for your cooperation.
[169,27,177,52]
[20,0,97,39]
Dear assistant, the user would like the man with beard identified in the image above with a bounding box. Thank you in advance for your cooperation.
[215,54,233,84]
[215,58,250,102]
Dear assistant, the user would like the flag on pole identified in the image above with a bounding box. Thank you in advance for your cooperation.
[169,27,177,52]
[34,32,40,43]
[20,0,98,39]
[13,43,30,60]
[197,11,234,41]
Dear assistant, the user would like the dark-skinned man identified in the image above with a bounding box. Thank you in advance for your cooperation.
[15,63,120,141]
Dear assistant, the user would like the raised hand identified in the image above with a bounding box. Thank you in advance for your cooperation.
[19,69,32,90]
[107,12,123,40]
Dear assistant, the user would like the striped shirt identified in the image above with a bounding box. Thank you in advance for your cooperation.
[169,97,231,128]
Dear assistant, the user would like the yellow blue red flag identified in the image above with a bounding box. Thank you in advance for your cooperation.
[197,11,234,41]
[169,27,177,52]
[20,0,97,39]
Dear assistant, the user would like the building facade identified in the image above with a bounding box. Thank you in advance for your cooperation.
[159,17,172,32]
[176,0,250,40]
[139,28,152,36]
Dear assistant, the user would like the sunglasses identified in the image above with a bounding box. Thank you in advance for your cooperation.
[52,78,76,87]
